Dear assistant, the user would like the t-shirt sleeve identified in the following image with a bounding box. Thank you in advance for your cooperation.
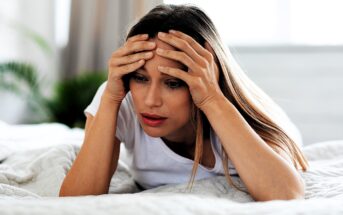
[84,81,135,149]
[84,82,107,117]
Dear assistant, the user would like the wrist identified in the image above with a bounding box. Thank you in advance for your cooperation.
[101,89,125,106]
[200,93,231,114]
[98,94,122,117]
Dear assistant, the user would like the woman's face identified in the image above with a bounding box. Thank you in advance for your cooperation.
[129,37,194,141]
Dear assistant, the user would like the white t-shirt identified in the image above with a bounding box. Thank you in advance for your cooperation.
[84,82,239,189]
[84,81,302,189]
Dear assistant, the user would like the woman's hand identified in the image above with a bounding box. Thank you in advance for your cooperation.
[105,34,156,104]
[156,30,223,110]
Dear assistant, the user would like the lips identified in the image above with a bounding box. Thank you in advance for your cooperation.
[141,113,167,127]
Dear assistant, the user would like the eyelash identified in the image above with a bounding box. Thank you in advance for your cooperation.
[131,74,185,89]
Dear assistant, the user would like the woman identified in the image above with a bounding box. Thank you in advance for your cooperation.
[59,4,308,201]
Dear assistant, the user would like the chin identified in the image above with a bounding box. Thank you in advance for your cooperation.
[141,125,168,138]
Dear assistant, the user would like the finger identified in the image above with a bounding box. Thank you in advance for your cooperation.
[115,40,156,57]
[112,34,149,57]
[157,66,193,85]
[157,32,205,64]
[168,30,213,61]
[156,48,201,73]
[116,59,145,75]
[127,34,149,43]
[113,51,153,66]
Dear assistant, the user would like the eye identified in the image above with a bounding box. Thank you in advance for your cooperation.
[132,73,148,83]
[165,79,185,89]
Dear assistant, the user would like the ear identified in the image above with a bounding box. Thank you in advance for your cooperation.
[204,42,219,82]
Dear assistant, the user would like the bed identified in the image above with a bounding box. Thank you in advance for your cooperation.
[1,120,343,214]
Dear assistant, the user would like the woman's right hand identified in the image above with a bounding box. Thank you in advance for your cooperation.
[104,34,156,104]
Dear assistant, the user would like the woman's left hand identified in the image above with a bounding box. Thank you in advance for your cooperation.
[156,30,224,110]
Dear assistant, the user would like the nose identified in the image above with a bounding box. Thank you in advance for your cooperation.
[144,83,163,108]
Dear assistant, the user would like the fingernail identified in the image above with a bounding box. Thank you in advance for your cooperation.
[169,30,176,34]
[156,48,164,54]
[158,32,166,37]
[148,42,155,47]
[158,66,166,71]
[145,52,153,57]
[141,34,148,38]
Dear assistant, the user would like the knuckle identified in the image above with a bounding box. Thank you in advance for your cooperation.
[127,54,136,62]
[199,58,207,66]
[124,42,132,51]
[180,52,187,59]
[189,79,197,88]
[123,64,132,71]
[133,42,144,51]
[188,38,196,46]
[179,41,187,49]
[205,51,213,60]
[108,59,116,67]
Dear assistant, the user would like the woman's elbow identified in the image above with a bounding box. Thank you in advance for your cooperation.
[257,179,305,201]
[255,190,304,202]
[59,184,70,197]
[287,176,306,200]
[274,175,306,201]
[278,188,305,201]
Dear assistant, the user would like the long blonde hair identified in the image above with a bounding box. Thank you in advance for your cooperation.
[126,4,309,191]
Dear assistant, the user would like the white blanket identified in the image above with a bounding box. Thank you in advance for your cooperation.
[1,121,343,214]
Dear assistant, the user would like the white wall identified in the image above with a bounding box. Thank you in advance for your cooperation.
[232,46,343,145]
[2,45,343,144]
[0,0,57,124]
[1,2,342,144]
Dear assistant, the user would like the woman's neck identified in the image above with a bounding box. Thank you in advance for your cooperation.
[161,122,196,147]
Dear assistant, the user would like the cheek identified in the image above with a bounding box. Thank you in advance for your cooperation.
[167,91,193,122]
[129,82,144,110]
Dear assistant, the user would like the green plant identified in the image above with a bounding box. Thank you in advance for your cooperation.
[46,72,107,128]
[0,62,107,127]
[1,17,53,122]
[0,61,45,114]
[1,19,107,127]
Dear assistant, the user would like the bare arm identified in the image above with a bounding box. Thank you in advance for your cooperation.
[59,94,121,196]
[59,33,155,196]
[153,30,304,201]
[201,95,305,201]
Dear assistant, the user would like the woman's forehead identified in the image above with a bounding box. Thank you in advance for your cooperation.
[143,37,185,70]
[148,37,176,51]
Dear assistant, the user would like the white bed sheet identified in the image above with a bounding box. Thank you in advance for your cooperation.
[0,121,343,214]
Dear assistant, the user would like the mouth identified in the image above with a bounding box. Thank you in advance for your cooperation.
[141,113,168,127]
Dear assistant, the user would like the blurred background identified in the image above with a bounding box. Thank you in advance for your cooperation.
[0,0,342,145]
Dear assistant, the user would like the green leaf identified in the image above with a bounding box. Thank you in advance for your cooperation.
[46,72,107,127]
[8,21,53,56]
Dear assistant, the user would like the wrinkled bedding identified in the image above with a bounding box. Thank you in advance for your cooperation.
[0,121,343,214]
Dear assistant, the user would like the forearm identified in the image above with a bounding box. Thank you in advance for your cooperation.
[59,95,121,196]
[201,95,304,201]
